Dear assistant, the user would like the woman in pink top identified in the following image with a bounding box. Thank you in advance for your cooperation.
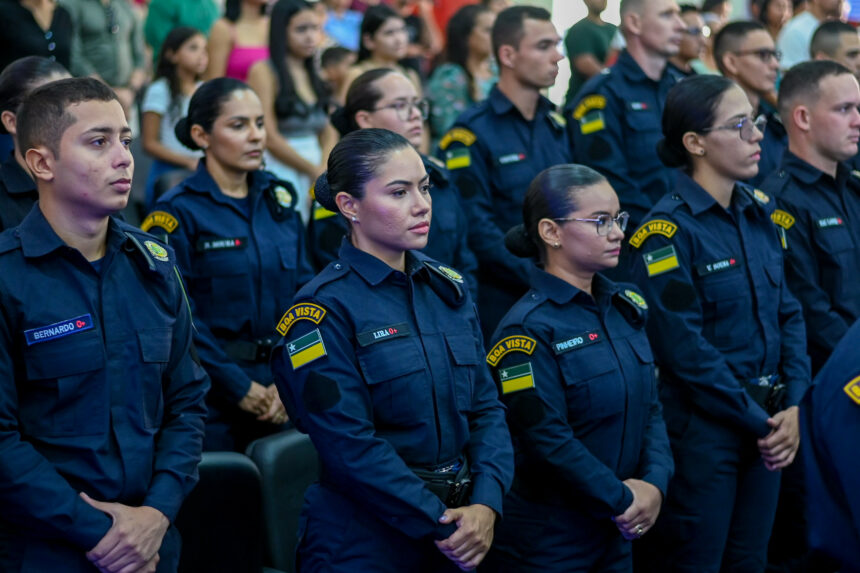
[206,0,270,81]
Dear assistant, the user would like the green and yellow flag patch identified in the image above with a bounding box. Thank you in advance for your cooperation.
[445,148,471,170]
[499,362,535,395]
[287,329,327,370]
[644,245,680,277]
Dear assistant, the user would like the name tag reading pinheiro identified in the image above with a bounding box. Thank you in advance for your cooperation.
[552,330,602,355]
[24,314,94,345]
[356,323,411,347]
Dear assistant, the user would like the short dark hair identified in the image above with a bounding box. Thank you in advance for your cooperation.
[713,20,768,75]
[321,45,354,69]
[810,21,859,58]
[313,128,413,219]
[506,164,607,262]
[0,56,69,135]
[491,5,551,62]
[658,75,736,170]
[330,68,395,136]
[175,77,255,151]
[778,59,853,117]
[17,77,117,157]
[679,3,701,14]
[358,4,403,62]
[702,0,729,12]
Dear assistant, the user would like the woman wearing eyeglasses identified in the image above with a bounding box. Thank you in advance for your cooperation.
[480,164,673,573]
[627,75,810,572]
[311,68,478,294]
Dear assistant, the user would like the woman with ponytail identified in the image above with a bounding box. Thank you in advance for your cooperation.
[271,128,513,572]
[309,67,477,295]
[141,77,314,452]
[481,164,672,572]
[627,75,810,571]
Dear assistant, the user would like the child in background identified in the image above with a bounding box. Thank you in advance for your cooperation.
[324,0,363,51]
[141,27,208,209]
[321,46,357,107]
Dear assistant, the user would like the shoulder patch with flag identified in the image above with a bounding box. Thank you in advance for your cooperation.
[445,148,471,170]
[844,375,860,406]
[499,362,535,395]
[277,302,327,336]
[287,329,327,370]
[629,219,677,248]
[486,335,537,367]
[643,245,680,277]
[573,95,607,135]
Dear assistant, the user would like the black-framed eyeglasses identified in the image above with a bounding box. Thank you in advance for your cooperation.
[683,25,711,38]
[700,114,767,142]
[553,211,630,236]
[370,98,430,121]
[733,48,782,63]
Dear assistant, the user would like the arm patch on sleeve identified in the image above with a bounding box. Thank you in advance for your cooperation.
[277,302,327,336]
[439,127,477,150]
[771,209,795,229]
[499,362,536,394]
[629,219,678,248]
[141,211,179,233]
[486,335,537,366]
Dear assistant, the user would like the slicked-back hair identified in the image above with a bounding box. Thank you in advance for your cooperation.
[491,5,551,62]
[713,20,767,75]
[0,56,69,135]
[17,77,117,158]
[810,21,859,58]
[778,59,853,117]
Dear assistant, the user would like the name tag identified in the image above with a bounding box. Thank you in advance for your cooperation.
[552,330,602,355]
[696,256,741,277]
[816,216,844,229]
[357,323,411,347]
[196,237,247,252]
[24,314,94,346]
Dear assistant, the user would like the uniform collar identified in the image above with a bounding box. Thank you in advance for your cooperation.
[616,50,668,84]
[488,84,554,118]
[781,150,846,188]
[18,205,128,259]
[531,267,618,306]
[1,151,37,195]
[337,240,427,286]
[181,161,269,204]
[674,171,758,215]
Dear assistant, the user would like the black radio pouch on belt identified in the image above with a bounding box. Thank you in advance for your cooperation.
[412,458,472,508]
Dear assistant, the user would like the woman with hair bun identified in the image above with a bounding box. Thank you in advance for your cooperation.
[141,77,314,452]
[481,164,672,572]
[272,128,513,572]
[310,67,477,295]
[627,74,810,571]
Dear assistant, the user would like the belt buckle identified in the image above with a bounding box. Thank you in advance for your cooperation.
[756,375,772,387]
[255,337,275,362]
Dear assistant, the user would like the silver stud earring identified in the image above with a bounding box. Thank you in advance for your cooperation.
[351,215,357,222]
[553,242,561,249]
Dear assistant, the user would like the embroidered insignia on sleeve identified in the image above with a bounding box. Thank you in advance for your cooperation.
[144,240,169,262]
[644,245,680,277]
[486,335,537,366]
[276,302,327,336]
[439,127,477,150]
[753,189,771,204]
[623,289,648,310]
[437,265,464,284]
[628,219,678,248]
[844,375,860,406]
[771,209,795,229]
[499,362,535,394]
[572,95,607,120]
[445,148,471,170]
[287,328,327,369]
[140,211,179,234]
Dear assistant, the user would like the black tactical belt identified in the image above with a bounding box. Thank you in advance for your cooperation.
[223,336,279,363]
[743,374,786,415]
[412,457,472,508]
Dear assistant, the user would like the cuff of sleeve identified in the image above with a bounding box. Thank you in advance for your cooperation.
[143,474,185,523]
[70,501,114,551]
[640,468,671,498]
[468,474,504,517]
[613,482,635,516]
[214,366,253,405]
[784,380,809,408]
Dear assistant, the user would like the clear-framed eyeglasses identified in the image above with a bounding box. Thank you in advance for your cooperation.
[553,211,630,236]
[700,114,767,142]
[371,98,430,121]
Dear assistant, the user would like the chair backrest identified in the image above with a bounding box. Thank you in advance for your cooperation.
[175,452,266,573]
[245,429,320,573]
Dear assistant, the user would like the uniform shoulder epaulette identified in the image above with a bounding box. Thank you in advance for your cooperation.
[614,285,649,328]
[0,230,21,255]
[302,259,350,296]
[760,168,792,198]
[419,258,466,307]
[737,183,774,210]
[120,223,175,276]
[422,155,450,186]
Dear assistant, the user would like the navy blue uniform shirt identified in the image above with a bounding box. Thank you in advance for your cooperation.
[435,85,572,299]
[307,154,479,297]
[143,164,315,405]
[272,242,513,541]
[800,318,860,572]
[0,151,38,233]
[762,151,860,372]
[488,270,673,517]
[568,50,681,229]
[626,172,810,437]
[0,207,208,558]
